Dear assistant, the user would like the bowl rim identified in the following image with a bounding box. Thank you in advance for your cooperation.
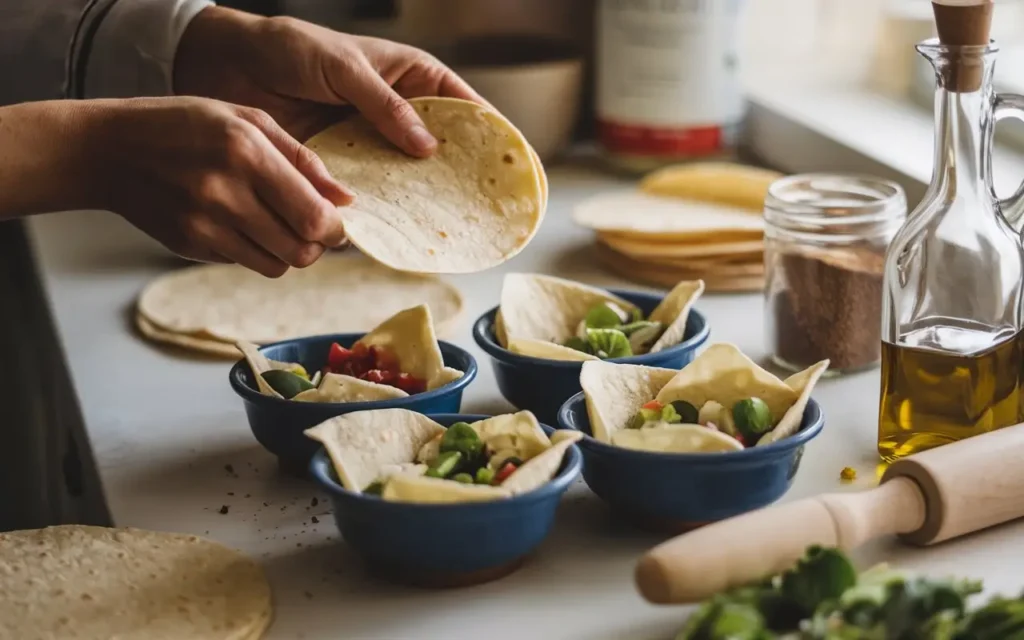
[308,413,584,511]
[228,334,478,409]
[556,392,825,462]
[471,288,711,369]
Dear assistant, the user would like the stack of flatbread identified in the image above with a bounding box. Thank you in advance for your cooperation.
[573,163,783,293]
[134,253,465,358]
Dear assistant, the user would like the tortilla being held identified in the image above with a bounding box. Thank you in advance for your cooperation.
[306,408,580,503]
[306,97,546,274]
[237,304,463,403]
[496,273,705,363]
[580,344,828,452]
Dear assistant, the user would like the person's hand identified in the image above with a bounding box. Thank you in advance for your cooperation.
[89,97,353,277]
[173,7,488,151]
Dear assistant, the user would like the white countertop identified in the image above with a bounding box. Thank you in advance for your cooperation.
[25,163,1024,640]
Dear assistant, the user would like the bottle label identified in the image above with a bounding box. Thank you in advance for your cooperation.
[596,0,745,157]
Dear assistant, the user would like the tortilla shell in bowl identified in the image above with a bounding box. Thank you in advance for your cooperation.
[306,97,546,274]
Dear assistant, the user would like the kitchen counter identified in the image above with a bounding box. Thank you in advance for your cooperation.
[24,163,1024,640]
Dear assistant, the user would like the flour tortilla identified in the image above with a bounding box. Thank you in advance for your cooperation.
[306,97,545,274]
[470,411,552,462]
[638,162,782,212]
[236,340,283,398]
[598,235,764,260]
[0,525,271,640]
[135,313,244,358]
[501,432,581,495]
[315,372,409,403]
[498,273,639,347]
[382,473,511,504]
[646,280,705,352]
[756,360,829,446]
[354,304,456,389]
[573,191,764,240]
[655,344,799,422]
[594,246,765,294]
[508,337,599,362]
[580,360,680,443]
[611,424,744,453]
[305,409,445,492]
[137,253,463,346]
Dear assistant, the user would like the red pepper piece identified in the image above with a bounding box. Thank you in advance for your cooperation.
[328,343,352,372]
[642,400,664,411]
[395,373,426,394]
[494,462,518,485]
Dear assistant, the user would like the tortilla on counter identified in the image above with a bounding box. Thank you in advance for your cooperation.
[136,253,463,353]
[572,191,764,241]
[306,97,545,274]
[580,345,828,452]
[0,525,272,640]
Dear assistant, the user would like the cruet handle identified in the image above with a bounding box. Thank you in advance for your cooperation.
[993,93,1024,230]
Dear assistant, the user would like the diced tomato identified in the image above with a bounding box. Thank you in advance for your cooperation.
[494,462,518,485]
[394,373,427,394]
[328,343,352,371]
[642,400,664,411]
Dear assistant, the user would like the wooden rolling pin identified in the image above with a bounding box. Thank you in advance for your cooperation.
[635,423,1024,604]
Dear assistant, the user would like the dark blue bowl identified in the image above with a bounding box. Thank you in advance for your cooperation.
[309,413,583,588]
[229,334,477,475]
[557,392,824,533]
[472,290,710,424]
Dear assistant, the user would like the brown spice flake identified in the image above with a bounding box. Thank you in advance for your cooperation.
[311,497,318,507]
[219,505,230,515]
[311,516,320,524]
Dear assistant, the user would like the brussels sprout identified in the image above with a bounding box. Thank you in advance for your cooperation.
[585,328,632,359]
[584,302,627,329]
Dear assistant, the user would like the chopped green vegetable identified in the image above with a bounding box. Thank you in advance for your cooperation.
[563,336,593,354]
[474,467,495,485]
[585,302,627,329]
[425,451,462,479]
[585,328,632,359]
[363,481,384,496]
[673,545,1003,640]
[630,307,644,323]
[660,403,683,424]
[261,369,315,399]
[452,473,474,484]
[732,398,773,443]
[670,400,700,424]
[439,422,484,463]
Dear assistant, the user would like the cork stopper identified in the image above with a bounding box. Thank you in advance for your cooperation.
[931,0,994,92]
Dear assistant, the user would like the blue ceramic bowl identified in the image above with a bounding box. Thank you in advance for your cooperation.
[229,334,477,475]
[472,290,710,425]
[557,392,824,533]
[309,413,583,588]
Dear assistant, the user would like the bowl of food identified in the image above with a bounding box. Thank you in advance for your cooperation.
[229,305,477,474]
[557,344,827,532]
[307,409,583,587]
[472,274,710,424]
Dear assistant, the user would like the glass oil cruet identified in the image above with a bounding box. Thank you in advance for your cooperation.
[879,0,1024,461]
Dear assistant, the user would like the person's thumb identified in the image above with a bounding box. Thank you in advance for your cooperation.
[337,63,437,158]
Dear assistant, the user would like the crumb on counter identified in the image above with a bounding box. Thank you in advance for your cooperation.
[840,467,857,482]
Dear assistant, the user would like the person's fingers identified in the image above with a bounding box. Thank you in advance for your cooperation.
[184,214,289,278]
[335,61,437,157]
[434,66,490,107]
[212,181,327,268]
[238,108,354,208]
[221,117,348,247]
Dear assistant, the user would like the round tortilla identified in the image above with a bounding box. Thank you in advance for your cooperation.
[598,234,763,260]
[306,97,545,274]
[595,246,765,293]
[573,191,765,239]
[136,253,464,346]
[135,313,248,358]
[0,525,272,640]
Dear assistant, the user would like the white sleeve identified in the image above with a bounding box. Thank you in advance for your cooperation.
[69,0,216,99]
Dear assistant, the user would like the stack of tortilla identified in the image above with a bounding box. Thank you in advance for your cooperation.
[572,163,783,293]
[135,253,465,358]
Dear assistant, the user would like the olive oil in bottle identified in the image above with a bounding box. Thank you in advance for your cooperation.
[877,328,1021,462]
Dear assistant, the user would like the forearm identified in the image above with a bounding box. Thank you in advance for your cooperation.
[0,101,107,219]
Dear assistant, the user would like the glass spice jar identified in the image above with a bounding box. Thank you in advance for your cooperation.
[764,174,907,377]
